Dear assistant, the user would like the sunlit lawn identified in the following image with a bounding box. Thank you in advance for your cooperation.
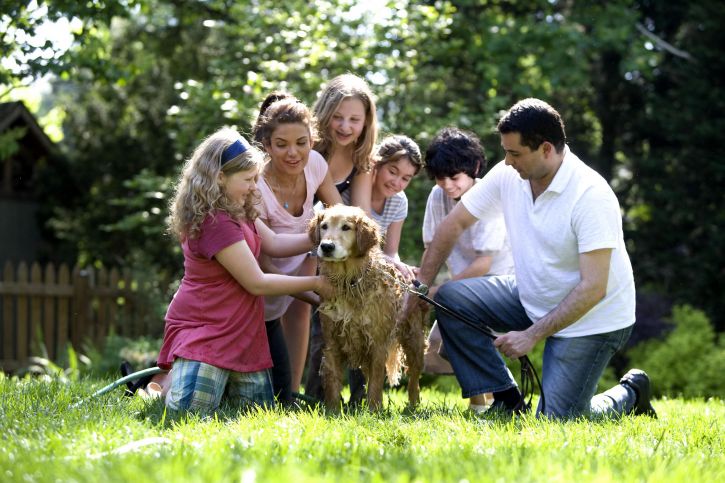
[0,373,722,482]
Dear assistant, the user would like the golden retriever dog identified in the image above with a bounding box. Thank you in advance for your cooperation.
[308,204,426,411]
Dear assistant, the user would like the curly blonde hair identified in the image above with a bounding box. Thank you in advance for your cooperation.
[168,127,266,240]
[313,74,378,173]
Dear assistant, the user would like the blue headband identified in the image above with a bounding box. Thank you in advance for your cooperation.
[221,138,250,165]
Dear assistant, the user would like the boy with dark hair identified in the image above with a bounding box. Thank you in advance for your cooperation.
[421,127,515,413]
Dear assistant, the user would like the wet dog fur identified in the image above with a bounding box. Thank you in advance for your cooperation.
[308,204,426,411]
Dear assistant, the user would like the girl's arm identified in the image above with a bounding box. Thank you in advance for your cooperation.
[292,291,321,306]
[450,253,493,281]
[382,220,415,281]
[258,253,320,305]
[350,170,373,215]
[315,170,344,207]
[382,220,404,258]
[215,240,330,297]
[255,218,313,257]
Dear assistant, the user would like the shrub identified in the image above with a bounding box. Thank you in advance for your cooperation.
[627,305,725,398]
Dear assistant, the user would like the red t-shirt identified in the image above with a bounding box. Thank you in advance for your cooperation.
[157,212,272,373]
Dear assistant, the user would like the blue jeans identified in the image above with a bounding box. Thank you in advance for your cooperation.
[436,275,636,419]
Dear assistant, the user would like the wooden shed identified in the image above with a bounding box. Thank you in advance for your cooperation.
[0,101,56,266]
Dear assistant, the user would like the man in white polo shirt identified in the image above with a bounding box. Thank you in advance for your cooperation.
[409,98,656,419]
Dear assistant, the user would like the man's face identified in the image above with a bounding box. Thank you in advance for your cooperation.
[500,132,548,181]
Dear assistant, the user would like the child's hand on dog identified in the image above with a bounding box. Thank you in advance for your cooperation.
[314,275,334,299]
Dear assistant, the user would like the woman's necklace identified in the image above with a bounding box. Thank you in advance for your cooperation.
[267,172,302,210]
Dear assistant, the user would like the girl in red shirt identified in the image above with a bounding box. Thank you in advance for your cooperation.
[156,127,330,412]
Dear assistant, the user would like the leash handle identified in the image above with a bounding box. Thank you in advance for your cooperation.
[411,280,497,340]
[411,279,545,412]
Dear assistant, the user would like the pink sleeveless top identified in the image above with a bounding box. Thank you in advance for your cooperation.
[257,150,328,320]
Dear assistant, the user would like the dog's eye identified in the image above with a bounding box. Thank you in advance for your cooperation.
[320,223,328,230]
[341,224,351,231]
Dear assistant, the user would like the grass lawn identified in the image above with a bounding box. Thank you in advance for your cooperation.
[1,373,722,483]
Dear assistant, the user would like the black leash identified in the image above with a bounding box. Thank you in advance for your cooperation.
[410,280,545,413]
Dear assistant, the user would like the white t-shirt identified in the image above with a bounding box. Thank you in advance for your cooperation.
[461,147,635,337]
[422,183,514,277]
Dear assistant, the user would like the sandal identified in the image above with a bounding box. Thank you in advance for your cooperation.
[119,360,154,397]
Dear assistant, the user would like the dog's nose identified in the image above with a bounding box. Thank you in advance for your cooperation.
[320,242,335,254]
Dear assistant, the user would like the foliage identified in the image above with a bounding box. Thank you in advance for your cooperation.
[82,333,164,376]
[15,345,91,383]
[1,0,723,331]
[627,305,725,399]
[0,127,26,160]
[0,375,723,482]
[620,0,725,331]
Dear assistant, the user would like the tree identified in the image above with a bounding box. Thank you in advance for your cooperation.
[2,0,722,330]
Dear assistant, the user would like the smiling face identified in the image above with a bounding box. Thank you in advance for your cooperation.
[373,157,417,199]
[435,172,476,200]
[329,97,366,148]
[220,167,258,204]
[265,122,312,175]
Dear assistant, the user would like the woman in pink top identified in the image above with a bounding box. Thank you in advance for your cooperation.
[252,93,342,404]
[156,127,330,413]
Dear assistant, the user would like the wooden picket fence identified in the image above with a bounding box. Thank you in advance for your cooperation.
[0,261,160,373]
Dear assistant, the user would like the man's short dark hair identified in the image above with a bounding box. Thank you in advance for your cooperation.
[497,98,566,153]
[424,127,486,180]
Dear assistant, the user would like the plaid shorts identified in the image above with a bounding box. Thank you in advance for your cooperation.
[165,358,274,412]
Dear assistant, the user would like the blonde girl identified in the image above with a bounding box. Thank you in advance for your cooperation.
[156,127,329,412]
[313,73,379,214]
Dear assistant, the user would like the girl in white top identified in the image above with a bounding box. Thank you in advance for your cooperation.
[369,135,425,280]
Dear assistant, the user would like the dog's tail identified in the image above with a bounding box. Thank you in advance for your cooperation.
[385,344,403,386]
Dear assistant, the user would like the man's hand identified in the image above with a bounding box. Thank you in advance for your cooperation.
[494,330,539,359]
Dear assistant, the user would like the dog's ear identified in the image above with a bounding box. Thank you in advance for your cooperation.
[308,211,323,246]
[356,213,381,255]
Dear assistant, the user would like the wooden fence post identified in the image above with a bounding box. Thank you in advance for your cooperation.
[57,264,70,355]
[71,266,90,350]
[108,268,120,337]
[96,267,108,344]
[16,262,29,365]
[43,263,56,360]
[29,263,43,358]
[2,261,14,363]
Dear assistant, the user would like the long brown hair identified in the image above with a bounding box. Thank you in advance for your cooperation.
[313,74,378,173]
